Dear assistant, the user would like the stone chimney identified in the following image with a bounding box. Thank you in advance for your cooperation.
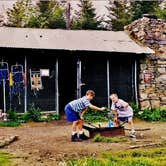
[125,14,166,110]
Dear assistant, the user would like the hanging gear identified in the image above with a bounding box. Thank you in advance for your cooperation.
[30,69,43,97]
[0,61,9,113]
[11,64,24,105]
[9,72,13,87]
[0,62,9,82]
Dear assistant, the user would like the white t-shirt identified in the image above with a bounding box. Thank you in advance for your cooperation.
[111,99,133,117]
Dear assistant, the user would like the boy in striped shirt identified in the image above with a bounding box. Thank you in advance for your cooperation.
[65,90,105,142]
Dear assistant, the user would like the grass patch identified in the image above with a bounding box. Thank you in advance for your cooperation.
[84,108,110,123]
[67,147,166,166]
[0,153,13,166]
[93,134,128,143]
[0,121,21,127]
[132,104,166,122]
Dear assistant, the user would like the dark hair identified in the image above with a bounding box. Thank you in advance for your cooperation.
[110,93,118,97]
[86,90,95,97]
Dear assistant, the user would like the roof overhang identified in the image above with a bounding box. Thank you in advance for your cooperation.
[0,27,154,54]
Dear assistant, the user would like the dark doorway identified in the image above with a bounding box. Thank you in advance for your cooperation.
[81,55,108,107]
[58,57,77,113]
[110,55,133,102]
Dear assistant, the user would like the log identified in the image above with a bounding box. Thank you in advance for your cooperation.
[0,135,19,148]
[125,128,151,131]
[129,142,165,149]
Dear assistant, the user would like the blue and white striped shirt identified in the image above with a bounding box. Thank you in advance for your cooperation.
[69,96,91,113]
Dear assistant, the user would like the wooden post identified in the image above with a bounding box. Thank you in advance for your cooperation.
[55,59,59,115]
[107,59,110,109]
[24,56,27,113]
[77,59,82,99]
[66,0,71,30]
[134,60,139,105]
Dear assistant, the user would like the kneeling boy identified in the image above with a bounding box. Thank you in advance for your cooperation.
[110,93,136,138]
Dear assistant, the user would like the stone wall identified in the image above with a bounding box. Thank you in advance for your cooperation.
[125,15,166,110]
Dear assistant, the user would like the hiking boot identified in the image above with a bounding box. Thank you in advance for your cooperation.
[130,131,136,138]
[71,133,82,142]
[79,132,89,140]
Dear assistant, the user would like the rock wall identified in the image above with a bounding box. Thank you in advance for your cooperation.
[125,15,166,110]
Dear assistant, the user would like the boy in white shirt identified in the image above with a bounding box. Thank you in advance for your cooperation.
[110,93,136,138]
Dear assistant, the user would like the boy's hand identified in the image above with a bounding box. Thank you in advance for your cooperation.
[80,116,84,120]
[100,107,106,111]
[114,117,118,123]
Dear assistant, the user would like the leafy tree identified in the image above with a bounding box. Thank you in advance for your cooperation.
[155,2,166,20]
[105,0,132,31]
[6,0,34,27]
[131,0,160,21]
[71,0,102,30]
[27,0,66,29]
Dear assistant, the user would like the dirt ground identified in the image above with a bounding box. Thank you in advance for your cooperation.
[0,118,166,166]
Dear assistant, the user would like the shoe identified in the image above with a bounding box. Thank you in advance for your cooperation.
[71,133,82,142]
[130,131,136,138]
[79,132,89,140]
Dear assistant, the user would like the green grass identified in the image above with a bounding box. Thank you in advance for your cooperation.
[0,153,13,166]
[93,134,128,143]
[0,121,21,127]
[67,147,166,166]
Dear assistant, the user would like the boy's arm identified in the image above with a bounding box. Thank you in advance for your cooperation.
[80,108,88,119]
[112,109,118,125]
[112,109,118,118]
[120,99,129,108]
[89,104,105,111]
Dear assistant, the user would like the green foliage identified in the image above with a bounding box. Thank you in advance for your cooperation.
[67,147,166,166]
[72,0,102,30]
[155,3,166,20]
[6,0,35,27]
[84,108,109,123]
[25,103,42,122]
[47,113,60,121]
[132,104,166,122]
[8,110,18,121]
[0,110,21,127]
[131,103,140,117]
[105,0,161,30]
[93,134,128,143]
[6,0,66,29]
[0,104,60,127]
[24,104,60,122]
[139,108,166,122]
[0,121,21,127]
[27,0,66,29]
[105,0,133,31]
[131,0,159,21]
[0,153,12,166]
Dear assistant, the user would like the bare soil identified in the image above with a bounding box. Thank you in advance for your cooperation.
[0,118,166,166]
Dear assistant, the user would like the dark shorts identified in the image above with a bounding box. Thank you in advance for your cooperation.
[64,104,80,122]
[118,116,133,122]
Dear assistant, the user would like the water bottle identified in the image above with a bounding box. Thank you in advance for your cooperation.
[108,120,114,127]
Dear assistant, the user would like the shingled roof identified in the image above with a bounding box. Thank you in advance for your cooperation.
[0,27,154,54]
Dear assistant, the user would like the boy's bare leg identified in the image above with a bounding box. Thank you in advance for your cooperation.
[128,118,135,132]
[77,120,89,139]
[77,120,83,133]
[71,120,82,141]
[128,118,136,138]
[72,120,79,134]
